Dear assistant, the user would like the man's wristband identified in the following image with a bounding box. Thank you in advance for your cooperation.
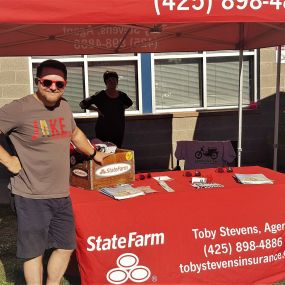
[88,148,97,160]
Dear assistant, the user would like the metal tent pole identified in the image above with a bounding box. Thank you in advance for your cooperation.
[273,45,281,170]
[237,24,244,167]
[237,49,244,167]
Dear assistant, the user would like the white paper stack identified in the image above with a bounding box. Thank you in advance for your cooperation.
[234,173,273,184]
[99,185,145,200]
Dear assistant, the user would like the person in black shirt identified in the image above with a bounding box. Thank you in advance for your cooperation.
[80,71,133,147]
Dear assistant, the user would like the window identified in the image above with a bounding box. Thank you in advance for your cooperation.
[154,57,202,109]
[153,51,256,112]
[31,50,256,115]
[207,56,253,107]
[31,55,141,116]
[88,61,138,111]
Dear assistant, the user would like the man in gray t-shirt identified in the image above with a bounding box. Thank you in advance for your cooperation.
[0,59,109,285]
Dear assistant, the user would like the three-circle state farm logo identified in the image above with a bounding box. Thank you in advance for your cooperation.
[96,163,131,177]
[106,253,151,284]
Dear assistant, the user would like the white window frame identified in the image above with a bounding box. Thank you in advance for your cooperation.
[152,50,257,113]
[30,54,143,118]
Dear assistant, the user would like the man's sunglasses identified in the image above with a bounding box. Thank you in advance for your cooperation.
[35,78,67,90]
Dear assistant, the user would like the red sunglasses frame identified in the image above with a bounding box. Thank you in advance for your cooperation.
[36,78,67,90]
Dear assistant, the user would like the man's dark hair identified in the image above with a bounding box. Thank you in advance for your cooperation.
[103,71,118,84]
[36,59,67,80]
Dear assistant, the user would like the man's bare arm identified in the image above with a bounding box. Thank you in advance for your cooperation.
[71,127,110,164]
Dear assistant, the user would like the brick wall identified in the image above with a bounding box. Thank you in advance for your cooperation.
[260,48,285,171]
[0,57,30,202]
[0,57,30,107]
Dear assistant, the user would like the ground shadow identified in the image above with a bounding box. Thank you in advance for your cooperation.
[0,204,25,285]
[0,204,81,285]
[0,134,25,284]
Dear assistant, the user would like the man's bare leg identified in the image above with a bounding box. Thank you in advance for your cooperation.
[46,249,73,285]
[23,255,43,285]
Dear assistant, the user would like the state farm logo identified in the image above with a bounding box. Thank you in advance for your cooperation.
[107,253,151,284]
[96,163,131,177]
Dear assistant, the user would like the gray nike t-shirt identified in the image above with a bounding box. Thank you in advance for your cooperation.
[0,95,76,199]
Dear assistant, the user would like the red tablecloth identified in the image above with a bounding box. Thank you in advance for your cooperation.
[70,166,285,285]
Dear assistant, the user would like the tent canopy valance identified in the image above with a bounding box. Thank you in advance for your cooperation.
[1,0,285,56]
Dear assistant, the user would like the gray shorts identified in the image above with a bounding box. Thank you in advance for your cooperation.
[14,195,76,259]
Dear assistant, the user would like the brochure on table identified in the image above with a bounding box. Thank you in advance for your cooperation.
[99,184,145,200]
[234,173,273,184]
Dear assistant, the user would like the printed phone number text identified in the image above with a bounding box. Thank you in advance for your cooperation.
[204,238,283,257]
[154,0,285,16]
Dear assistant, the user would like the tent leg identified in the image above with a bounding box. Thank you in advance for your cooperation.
[237,49,244,167]
[273,45,281,170]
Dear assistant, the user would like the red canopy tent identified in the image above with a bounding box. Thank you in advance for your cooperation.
[1,0,285,166]
[1,0,285,284]
[1,0,285,56]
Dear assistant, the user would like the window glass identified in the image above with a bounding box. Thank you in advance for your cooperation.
[154,58,202,109]
[88,61,138,111]
[154,53,255,111]
[207,56,253,107]
[31,51,255,115]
